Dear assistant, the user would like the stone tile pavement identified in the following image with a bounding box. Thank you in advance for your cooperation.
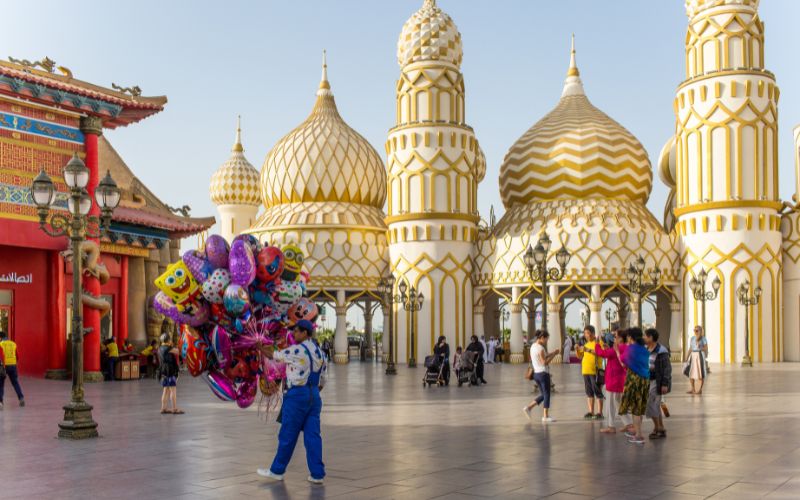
[1,361,800,499]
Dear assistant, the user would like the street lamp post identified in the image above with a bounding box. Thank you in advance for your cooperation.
[605,308,618,334]
[30,154,120,439]
[625,255,662,330]
[397,279,423,368]
[688,268,721,338]
[377,275,397,375]
[501,308,510,335]
[523,232,571,332]
[737,279,761,367]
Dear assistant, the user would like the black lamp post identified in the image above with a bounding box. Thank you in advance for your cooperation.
[688,268,721,342]
[625,255,662,330]
[737,279,761,367]
[377,275,397,375]
[523,232,570,332]
[397,279,423,368]
[30,154,120,439]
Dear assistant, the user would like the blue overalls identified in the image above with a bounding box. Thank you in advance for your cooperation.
[270,343,325,479]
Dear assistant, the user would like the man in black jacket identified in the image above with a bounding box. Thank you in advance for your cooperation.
[644,329,671,439]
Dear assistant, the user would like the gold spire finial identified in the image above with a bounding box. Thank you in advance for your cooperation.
[567,34,579,77]
[423,0,436,8]
[232,115,243,152]
[319,49,330,90]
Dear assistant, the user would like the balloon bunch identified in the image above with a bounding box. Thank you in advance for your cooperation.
[153,234,318,408]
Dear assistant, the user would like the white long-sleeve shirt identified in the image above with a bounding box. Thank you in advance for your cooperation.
[273,339,328,389]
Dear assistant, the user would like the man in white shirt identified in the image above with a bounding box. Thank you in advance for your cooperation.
[563,335,573,364]
[523,330,561,422]
[486,337,496,364]
[258,319,327,484]
[479,336,488,363]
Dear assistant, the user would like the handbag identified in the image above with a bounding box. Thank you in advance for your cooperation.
[524,366,534,381]
[595,368,605,386]
[683,362,691,378]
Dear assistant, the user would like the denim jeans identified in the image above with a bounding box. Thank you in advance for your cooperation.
[533,372,551,409]
[0,364,24,401]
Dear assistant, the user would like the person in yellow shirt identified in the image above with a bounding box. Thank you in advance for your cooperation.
[104,337,120,381]
[576,325,604,420]
[0,331,25,409]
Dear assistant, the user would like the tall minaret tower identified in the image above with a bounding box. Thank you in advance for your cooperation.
[674,0,782,362]
[387,0,486,363]
[210,117,261,242]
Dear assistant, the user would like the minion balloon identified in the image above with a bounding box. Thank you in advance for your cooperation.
[281,244,304,282]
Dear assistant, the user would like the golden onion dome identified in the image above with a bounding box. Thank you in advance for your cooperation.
[210,117,261,206]
[499,37,653,208]
[260,53,386,210]
[397,0,463,68]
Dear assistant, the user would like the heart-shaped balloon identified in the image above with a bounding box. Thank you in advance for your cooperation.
[229,239,256,286]
[202,268,231,304]
[182,250,209,283]
[235,379,257,409]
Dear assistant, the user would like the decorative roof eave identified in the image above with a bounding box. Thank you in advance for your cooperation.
[112,206,214,238]
[0,61,166,129]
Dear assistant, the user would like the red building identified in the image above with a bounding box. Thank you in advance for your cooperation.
[0,57,213,378]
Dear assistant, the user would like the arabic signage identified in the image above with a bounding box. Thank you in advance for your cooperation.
[0,272,33,284]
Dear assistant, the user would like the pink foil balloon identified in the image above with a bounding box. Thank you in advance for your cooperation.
[204,371,236,402]
[235,379,257,408]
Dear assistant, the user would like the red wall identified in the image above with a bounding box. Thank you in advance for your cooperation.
[0,245,51,376]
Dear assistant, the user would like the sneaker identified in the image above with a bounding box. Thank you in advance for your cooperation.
[256,469,283,481]
[307,476,324,484]
[624,431,636,438]
[18,399,24,407]
[628,436,645,444]
[583,412,594,419]
[541,417,556,423]
[522,407,532,420]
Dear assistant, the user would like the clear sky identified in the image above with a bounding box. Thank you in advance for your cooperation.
[5,0,800,332]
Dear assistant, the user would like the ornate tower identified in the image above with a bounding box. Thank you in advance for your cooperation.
[210,117,260,241]
[673,0,782,362]
[387,0,485,362]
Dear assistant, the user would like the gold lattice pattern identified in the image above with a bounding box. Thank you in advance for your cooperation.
[473,198,679,287]
[499,94,653,207]
[685,5,764,78]
[685,0,760,18]
[248,224,389,284]
[781,209,800,265]
[248,201,386,230]
[397,0,462,68]
[209,150,261,206]
[260,92,386,209]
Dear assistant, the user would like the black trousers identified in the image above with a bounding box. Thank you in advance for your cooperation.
[476,359,485,381]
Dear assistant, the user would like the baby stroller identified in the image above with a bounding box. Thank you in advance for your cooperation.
[423,355,445,387]
[457,351,479,387]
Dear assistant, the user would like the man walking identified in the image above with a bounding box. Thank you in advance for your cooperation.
[644,329,671,439]
[0,331,25,409]
[487,337,496,364]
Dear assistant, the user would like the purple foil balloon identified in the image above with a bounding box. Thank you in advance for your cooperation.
[210,325,232,367]
[182,250,209,283]
[204,371,236,402]
[232,233,261,256]
[153,291,209,327]
[205,234,230,270]
[235,379,257,408]
[229,239,256,286]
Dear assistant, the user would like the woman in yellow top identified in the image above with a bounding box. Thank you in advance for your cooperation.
[576,325,604,420]
[0,330,25,408]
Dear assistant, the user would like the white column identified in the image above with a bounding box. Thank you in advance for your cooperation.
[669,298,683,361]
[509,286,524,364]
[589,284,603,334]
[629,297,641,330]
[334,290,348,364]
[547,284,563,362]
[473,304,485,344]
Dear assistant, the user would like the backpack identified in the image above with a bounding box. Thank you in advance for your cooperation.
[158,346,179,378]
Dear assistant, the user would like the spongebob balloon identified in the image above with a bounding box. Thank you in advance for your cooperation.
[281,244,304,282]
[155,260,202,312]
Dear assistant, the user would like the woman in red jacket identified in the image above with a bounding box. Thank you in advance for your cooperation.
[589,328,633,434]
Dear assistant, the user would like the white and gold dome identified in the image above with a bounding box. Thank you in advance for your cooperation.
[480,39,678,287]
[210,117,260,207]
[248,53,389,288]
[397,0,463,68]
[498,37,652,207]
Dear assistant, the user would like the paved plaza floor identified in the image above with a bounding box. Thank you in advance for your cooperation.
[1,362,800,499]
